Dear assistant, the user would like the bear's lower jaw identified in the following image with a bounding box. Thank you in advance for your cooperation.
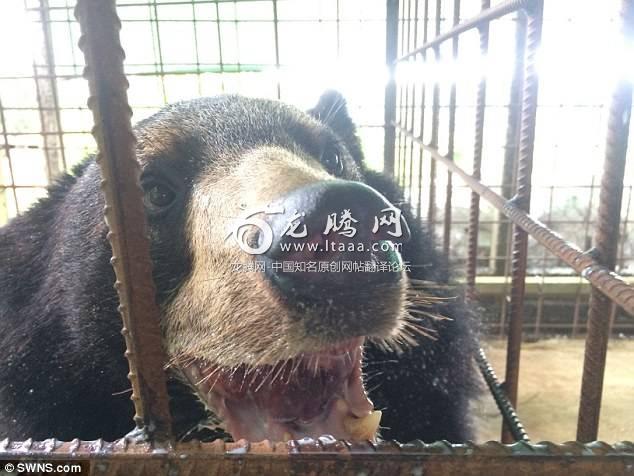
[181,337,382,442]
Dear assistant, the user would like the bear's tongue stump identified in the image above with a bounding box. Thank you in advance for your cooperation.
[183,338,382,442]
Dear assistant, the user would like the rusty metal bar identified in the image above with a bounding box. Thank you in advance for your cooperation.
[465,0,490,299]
[501,0,543,443]
[476,348,529,442]
[577,0,634,443]
[396,0,535,62]
[74,0,172,441]
[395,0,406,185]
[400,0,414,188]
[416,0,430,219]
[427,0,441,232]
[394,124,634,317]
[384,0,399,177]
[495,10,527,275]
[406,0,420,203]
[443,0,461,257]
[1,438,634,475]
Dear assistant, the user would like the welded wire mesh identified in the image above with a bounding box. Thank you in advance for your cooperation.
[0,0,388,220]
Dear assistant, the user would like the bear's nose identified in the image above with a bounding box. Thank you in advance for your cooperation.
[257,180,410,297]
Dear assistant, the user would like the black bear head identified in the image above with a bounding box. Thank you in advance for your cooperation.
[114,94,412,442]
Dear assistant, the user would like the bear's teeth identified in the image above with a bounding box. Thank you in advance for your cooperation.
[334,398,349,413]
[343,410,382,440]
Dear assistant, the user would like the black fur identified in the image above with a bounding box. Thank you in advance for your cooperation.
[0,93,478,442]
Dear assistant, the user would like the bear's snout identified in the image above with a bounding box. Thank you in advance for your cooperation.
[258,180,410,300]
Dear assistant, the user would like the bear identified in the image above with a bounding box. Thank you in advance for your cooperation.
[0,92,479,443]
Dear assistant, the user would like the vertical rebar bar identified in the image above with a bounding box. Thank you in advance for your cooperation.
[577,0,633,442]
[443,0,461,257]
[384,0,399,177]
[396,1,406,183]
[495,10,527,275]
[406,0,420,203]
[75,0,172,442]
[401,0,413,188]
[502,0,544,443]
[427,0,442,231]
[465,0,490,298]
[416,0,430,219]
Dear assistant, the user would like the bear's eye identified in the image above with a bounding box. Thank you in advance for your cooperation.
[321,146,344,177]
[143,180,176,211]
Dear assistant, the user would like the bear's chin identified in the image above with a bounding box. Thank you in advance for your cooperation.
[180,336,383,442]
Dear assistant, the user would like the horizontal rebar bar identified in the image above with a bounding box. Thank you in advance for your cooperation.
[394,123,634,317]
[0,438,632,457]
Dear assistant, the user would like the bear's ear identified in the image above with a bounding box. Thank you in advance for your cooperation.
[308,90,354,133]
[308,90,364,166]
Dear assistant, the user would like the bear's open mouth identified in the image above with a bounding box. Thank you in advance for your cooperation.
[181,337,382,442]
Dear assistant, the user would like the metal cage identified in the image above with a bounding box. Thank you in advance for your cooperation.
[1,0,634,474]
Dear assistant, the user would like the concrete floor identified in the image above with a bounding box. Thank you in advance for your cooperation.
[473,338,634,443]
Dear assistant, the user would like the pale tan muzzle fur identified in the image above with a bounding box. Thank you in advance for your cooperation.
[163,145,353,368]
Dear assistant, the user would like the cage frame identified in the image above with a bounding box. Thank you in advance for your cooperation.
[1,0,634,473]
